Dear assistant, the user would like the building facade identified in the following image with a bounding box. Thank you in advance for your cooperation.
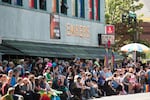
[0,0,106,59]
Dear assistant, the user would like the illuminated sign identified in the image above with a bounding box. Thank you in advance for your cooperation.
[66,24,90,38]
[105,25,115,34]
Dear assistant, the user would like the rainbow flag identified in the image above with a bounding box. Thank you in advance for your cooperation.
[52,0,59,13]
[29,0,34,8]
[91,0,94,19]
[79,0,85,18]
[95,0,100,20]
[72,0,75,16]
[72,0,78,17]
[29,0,37,8]
[104,48,109,67]
[88,0,92,19]
[111,50,115,70]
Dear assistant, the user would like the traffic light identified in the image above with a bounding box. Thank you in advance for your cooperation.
[128,11,137,24]
[128,16,132,24]
[134,16,137,23]
[122,14,127,23]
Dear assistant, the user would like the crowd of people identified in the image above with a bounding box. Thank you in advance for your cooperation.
[0,56,150,100]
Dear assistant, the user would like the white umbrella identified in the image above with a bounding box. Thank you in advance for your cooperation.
[120,43,150,52]
[120,43,150,62]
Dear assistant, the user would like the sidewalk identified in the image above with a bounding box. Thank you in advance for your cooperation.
[92,93,150,100]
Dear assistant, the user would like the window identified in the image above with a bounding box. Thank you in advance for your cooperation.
[39,0,46,10]
[61,0,68,15]
[29,0,37,9]
[2,0,11,4]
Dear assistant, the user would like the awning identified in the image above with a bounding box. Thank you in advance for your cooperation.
[1,40,123,59]
[0,44,23,55]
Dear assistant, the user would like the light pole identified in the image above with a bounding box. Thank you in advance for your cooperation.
[128,11,137,42]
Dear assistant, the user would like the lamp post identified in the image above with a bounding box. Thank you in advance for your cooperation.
[128,11,137,42]
[128,11,137,62]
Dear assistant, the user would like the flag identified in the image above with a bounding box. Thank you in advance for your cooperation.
[91,0,94,19]
[104,48,108,67]
[29,0,34,8]
[52,0,56,12]
[88,0,92,19]
[72,0,78,17]
[75,0,78,17]
[95,0,100,20]
[111,50,115,71]
[72,0,75,16]
[80,0,85,18]
[52,0,59,13]
[95,0,98,20]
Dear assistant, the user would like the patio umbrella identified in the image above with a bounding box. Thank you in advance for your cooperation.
[120,43,150,62]
[120,43,150,52]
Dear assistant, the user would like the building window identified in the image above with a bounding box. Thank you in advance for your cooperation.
[29,0,37,9]
[2,0,11,4]
[15,0,23,6]
[52,0,59,13]
[61,0,68,15]
[39,0,46,10]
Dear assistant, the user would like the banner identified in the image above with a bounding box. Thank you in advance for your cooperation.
[50,14,61,39]
[52,0,59,13]
[104,48,109,67]
[80,0,85,18]
[29,0,34,8]
[111,50,114,71]
[72,0,75,16]
[95,0,99,20]
[88,0,92,19]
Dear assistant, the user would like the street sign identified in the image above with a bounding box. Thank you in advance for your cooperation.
[101,34,115,45]
[105,25,115,34]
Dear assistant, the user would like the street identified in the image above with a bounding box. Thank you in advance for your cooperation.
[92,93,150,100]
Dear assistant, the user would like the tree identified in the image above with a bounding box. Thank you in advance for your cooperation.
[105,0,144,51]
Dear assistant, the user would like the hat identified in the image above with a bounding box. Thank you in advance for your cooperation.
[7,87,15,93]
[52,62,57,67]
[38,75,44,79]
[25,71,30,74]
[47,62,52,67]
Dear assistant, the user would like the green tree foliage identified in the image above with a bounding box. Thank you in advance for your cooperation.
[105,0,144,51]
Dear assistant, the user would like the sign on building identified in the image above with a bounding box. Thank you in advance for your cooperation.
[100,34,115,45]
[105,25,115,34]
[50,14,61,39]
